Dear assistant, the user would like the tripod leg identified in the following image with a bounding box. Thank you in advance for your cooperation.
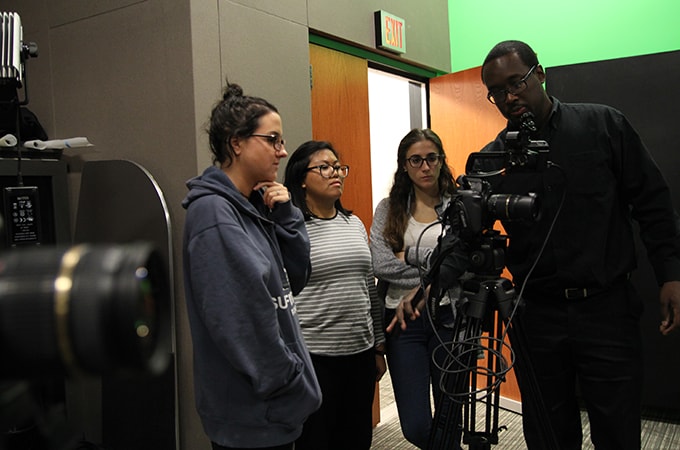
[463,299,509,450]
[428,313,482,450]
[466,312,505,450]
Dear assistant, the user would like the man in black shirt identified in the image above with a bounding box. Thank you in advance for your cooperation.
[478,40,680,449]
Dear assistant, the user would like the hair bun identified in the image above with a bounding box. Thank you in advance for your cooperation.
[223,83,244,101]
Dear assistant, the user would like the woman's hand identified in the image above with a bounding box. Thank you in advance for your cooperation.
[386,285,427,334]
[254,181,290,209]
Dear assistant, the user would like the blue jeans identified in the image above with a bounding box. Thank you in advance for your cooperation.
[385,307,460,449]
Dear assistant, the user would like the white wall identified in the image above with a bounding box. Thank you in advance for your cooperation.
[368,68,427,208]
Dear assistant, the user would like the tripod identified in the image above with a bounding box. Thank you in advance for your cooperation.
[425,234,559,450]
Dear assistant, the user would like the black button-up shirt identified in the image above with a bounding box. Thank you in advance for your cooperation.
[477,97,680,292]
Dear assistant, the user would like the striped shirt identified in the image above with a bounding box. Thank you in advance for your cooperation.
[294,212,384,355]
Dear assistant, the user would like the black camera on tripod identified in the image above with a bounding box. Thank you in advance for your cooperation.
[473,111,550,173]
[442,112,548,276]
[444,177,539,277]
[427,113,559,450]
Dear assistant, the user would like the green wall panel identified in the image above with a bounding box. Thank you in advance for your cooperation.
[449,0,680,72]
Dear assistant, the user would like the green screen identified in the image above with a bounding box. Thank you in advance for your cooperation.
[449,0,680,72]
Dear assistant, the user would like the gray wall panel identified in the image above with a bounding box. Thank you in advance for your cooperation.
[220,0,313,175]
[308,0,451,73]
[47,0,146,27]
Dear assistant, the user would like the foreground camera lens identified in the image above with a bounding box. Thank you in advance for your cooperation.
[0,243,170,379]
[487,193,539,221]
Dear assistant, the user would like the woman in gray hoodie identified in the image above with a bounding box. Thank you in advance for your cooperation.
[182,82,321,450]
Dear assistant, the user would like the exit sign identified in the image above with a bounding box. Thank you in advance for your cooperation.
[374,10,406,54]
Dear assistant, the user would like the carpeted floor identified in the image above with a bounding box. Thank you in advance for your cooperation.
[372,372,680,449]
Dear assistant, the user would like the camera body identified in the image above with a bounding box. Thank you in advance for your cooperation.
[446,177,539,276]
[440,113,549,278]
[451,176,539,239]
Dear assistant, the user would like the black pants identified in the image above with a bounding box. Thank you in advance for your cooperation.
[520,281,643,450]
[294,349,376,450]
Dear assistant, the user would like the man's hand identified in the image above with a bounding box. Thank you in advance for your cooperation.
[659,280,680,335]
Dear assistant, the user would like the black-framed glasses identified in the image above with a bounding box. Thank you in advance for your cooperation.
[406,153,443,169]
[250,133,286,151]
[306,164,350,179]
[486,65,537,105]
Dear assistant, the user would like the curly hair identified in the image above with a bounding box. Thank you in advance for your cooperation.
[207,81,279,166]
[382,128,456,252]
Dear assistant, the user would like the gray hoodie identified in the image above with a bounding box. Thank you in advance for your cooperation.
[182,166,321,447]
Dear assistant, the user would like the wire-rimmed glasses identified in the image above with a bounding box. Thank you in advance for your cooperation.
[486,65,537,105]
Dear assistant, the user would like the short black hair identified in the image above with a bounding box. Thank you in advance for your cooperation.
[482,40,539,83]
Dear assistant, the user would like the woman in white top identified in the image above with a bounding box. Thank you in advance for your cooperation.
[370,128,461,449]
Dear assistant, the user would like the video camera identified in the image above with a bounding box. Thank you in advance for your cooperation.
[438,112,548,277]
[426,114,556,450]
[466,111,550,175]
[446,178,539,276]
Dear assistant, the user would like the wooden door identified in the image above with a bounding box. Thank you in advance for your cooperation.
[430,68,522,404]
[430,66,504,176]
[309,44,373,230]
[309,43,381,425]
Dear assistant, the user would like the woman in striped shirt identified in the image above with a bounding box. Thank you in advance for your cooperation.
[284,140,386,450]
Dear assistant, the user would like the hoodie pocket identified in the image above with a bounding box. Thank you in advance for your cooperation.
[265,356,322,427]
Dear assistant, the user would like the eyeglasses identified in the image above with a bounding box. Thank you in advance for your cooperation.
[250,133,286,151]
[486,65,537,105]
[306,164,350,179]
[406,153,443,168]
